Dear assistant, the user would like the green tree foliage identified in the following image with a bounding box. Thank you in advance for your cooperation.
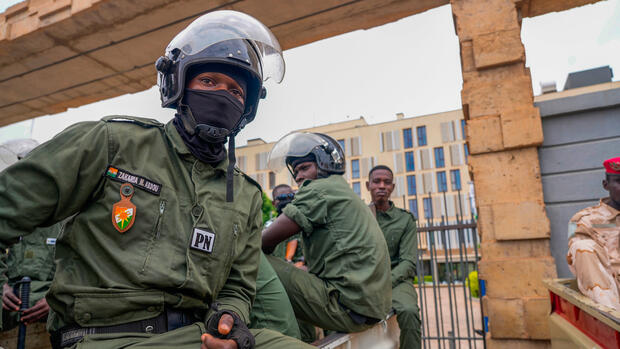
[262,192,276,224]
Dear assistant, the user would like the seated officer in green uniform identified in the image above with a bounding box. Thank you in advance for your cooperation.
[1,224,61,330]
[367,165,421,349]
[0,11,312,349]
[269,185,304,267]
[249,252,301,339]
[262,132,392,341]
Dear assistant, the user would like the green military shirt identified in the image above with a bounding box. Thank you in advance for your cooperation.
[0,224,61,329]
[272,234,304,263]
[0,116,263,331]
[282,175,391,320]
[375,202,418,287]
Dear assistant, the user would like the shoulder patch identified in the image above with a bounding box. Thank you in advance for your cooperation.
[234,168,262,193]
[102,115,164,128]
[398,207,417,221]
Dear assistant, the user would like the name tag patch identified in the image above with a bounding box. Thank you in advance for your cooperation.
[191,228,215,253]
[104,166,162,195]
[46,238,56,245]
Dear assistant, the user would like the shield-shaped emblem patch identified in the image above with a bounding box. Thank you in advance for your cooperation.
[112,183,137,233]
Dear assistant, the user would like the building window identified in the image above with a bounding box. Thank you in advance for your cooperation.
[408,199,418,219]
[450,169,461,191]
[461,119,466,140]
[380,130,401,152]
[255,152,269,170]
[407,175,416,195]
[350,137,362,156]
[417,126,427,146]
[351,159,360,179]
[434,147,445,168]
[237,156,247,172]
[437,171,447,192]
[269,172,276,189]
[405,151,415,172]
[403,128,413,149]
[423,197,433,219]
[352,182,361,197]
[338,139,345,152]
[256,173,266,189]
[464,143,469,164]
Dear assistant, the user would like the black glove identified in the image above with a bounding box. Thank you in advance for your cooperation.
[206,308,255,349]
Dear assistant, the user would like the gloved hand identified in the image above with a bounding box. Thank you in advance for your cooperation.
[205,307,255,349]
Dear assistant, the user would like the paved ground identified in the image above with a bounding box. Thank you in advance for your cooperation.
[418,285,484,349]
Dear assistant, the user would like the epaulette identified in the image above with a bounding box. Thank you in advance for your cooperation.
[234,168,262,193]
[102,115,164,128]
[397,207,417,221]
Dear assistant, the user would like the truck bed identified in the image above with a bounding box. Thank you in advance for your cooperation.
[543,278,620,349]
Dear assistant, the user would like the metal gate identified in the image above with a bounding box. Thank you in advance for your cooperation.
[414,191,485,349]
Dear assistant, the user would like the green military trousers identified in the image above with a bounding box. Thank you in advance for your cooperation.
[267,256,372,338]
[67,322,313,348]
[392,280,421,349]
[250,253,301,339]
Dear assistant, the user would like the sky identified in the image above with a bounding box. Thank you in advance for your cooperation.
[0,0,618,146]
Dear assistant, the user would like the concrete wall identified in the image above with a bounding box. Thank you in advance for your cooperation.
[536,84,620,277]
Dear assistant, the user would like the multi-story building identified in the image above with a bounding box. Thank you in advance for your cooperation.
[236,109,473,223]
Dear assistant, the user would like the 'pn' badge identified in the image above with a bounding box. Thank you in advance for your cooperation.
[112,183,136,233]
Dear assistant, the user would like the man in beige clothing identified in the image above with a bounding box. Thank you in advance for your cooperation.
[567,157,620,310]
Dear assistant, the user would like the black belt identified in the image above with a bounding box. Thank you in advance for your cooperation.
[51,308,199,348]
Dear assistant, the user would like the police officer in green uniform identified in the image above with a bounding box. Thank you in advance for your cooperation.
[0,10,312,349]
[367,165,421,349]
[262,132,392,342]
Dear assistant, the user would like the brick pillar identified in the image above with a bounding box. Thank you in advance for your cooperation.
[451,0,557,347]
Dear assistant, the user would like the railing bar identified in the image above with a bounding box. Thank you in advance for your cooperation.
[470,220,486,349]
[439,193,459,349]
[417,230,431,349]
[427,193,444,349]
[418,223,477,232]
[456,192,474,349]
[441,193,460,347]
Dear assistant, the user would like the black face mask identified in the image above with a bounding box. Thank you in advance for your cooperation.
[184,88,244,141]
[275,193,295,214]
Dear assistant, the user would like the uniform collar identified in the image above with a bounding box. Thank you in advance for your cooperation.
[165,121,228,174]
[601,198,620,219]
[376,201,396,218]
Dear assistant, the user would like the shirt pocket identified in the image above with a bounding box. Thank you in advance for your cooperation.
[138,188,192,288]
[593,224,620,262]
[183,202,247,294]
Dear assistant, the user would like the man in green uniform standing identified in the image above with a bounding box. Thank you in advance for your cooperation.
[262,132,392,342]
[0,11,311,349]
[367,165,421,348]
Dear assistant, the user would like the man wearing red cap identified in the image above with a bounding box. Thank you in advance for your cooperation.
[566,157,620,310]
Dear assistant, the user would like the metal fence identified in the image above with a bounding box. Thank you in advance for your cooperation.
[414,190,485,349]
